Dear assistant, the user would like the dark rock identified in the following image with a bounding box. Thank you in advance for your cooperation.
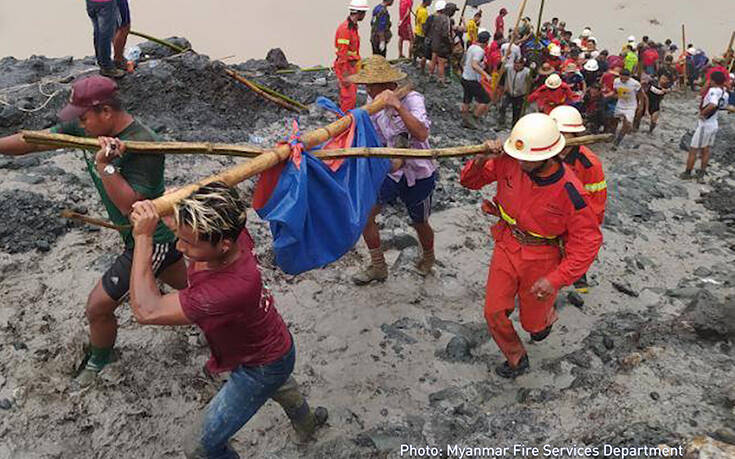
[694,267,713,277]
[14,175,45,185]
[713,428,735,446]
[6,157,40,169]
[0,399,11,410]
[603,336,615,350]
[35,240,50,252]
[429,387,463,405]
[650,391,660,401]
[445,335,473,362]
[380,321,417,345]
[265,48,290,70]
[679,293,735,342]
[612,281,639,297]
[0,190,68,254]
[380,409,388,417]
[666,287,705,299]
[13,342,27,350]
[386,231,418,250]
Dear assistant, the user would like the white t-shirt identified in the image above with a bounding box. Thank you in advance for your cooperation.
[698,87,729,130]
[500,43,522,65]
[462,44,486,82]
[613,78,641,110]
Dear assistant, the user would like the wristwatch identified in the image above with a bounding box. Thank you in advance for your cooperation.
[101,164,117,177]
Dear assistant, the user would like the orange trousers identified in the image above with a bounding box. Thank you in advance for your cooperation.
[335,62,357,113]
[484,243,560,367]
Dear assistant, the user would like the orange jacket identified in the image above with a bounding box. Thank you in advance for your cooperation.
[335,18,361,70]
[563,146,607,225]
[527,84,579,114]
[460,155,603,289]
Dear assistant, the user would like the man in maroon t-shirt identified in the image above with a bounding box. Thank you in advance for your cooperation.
[128,183,326,457]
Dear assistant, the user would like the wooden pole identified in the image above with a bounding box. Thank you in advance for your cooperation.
[681,24,688,87]
[316,134,613,160]
[248,80,309,111]
[225,69,304,112]
[493,0,528,98]
[129,30,188,53]
[150,84,413,216]
[535,0,546,43]
[21,131,267,158]
[725,31,735,57]
[61,210,129,231]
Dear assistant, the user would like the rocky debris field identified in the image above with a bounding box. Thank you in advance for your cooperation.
[0,38,734,458]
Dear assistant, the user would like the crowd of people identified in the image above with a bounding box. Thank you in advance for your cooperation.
[0,0,733,456]
[336,0,735,180]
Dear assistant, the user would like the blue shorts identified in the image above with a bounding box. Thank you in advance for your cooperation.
[378,173,436,224]
[116,0,130,26]
[605,98,617,116]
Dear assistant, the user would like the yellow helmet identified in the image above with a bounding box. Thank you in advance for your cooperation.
[503,113,566,161]
[549,105,586,133]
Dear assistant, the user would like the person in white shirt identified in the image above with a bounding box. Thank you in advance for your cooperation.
[612,69,641,147]
[681,71,729,181]
[460,31,492,129]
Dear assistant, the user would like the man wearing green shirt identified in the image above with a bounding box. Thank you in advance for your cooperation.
[624,45,639,73]
[0,76,187,386]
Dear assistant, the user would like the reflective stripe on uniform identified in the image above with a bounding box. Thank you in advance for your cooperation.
[497,203,557,240]
[337,39,351,45]
[584,180,607,192]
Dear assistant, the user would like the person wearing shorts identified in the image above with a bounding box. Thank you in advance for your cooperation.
[412,0,432,72]
[113,0,131,69]
[460,31,492,129]
[612,68,641,147]
[0,76,188,387]
[682,71,729,181]
[646,74,671,133]
[347,57,437,284]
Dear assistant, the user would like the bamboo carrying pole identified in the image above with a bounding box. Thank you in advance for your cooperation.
[149,85,413,216]
[493,0,529,98]
[316,134,613,160]
[23,131,612,160]
[21,131,267,158]
[249,80,309,111]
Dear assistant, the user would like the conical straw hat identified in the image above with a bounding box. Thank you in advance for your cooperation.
[347,56,408,84]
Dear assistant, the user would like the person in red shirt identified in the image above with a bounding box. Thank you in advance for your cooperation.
[335,2,368,112]
[398,0,414,58]
[550,105,607,293]
[460,114,603,378]
[642,43,660,75]
[704,57,731,88]
[527,74,578,114]
[495,8,507,38]
[128,183,327,457]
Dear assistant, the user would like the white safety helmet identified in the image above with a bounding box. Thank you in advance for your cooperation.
[573,38,583,47]
[549,45,561,57]
[545,73,562,89]
[581,28,592,37]
[628,35,636,43]
[349,0,370,12]
[583,58,599,72]
[589,36,597,43]
[503,114,566,162]
[549,105,586,133]
[435,0,447,11]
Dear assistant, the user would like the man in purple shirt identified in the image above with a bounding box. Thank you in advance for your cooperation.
[348,56,437,284]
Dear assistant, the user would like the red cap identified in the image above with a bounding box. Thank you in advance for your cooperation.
[58,76,118,122]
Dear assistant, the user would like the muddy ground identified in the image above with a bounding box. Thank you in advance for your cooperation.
[0,40,734,458]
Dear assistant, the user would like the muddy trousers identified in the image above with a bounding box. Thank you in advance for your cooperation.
[484,244,559,367]
[335,62,357,113]
[184,344,316,458]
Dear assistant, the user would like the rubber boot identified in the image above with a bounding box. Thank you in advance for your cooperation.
[73,345,113,388]
[679,169,693,180]
[416,248,435,276]
[574,273,590,294]
[352,247,388,285]
[494,354,530,379]
[271,377,328,444]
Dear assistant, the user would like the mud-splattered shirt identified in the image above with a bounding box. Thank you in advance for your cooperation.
[179,230,292,373]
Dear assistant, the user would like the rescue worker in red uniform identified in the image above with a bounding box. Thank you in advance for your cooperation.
[550,105,607,293]
[460,113,603,378]
[335,0,369,113]
[527,74,578,114]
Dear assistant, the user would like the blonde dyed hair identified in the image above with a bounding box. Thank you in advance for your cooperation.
[173,182,248,244]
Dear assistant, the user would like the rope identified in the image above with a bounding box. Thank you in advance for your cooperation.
[0,67,98,113]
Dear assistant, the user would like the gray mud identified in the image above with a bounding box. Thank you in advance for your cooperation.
[0,39,734,458]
